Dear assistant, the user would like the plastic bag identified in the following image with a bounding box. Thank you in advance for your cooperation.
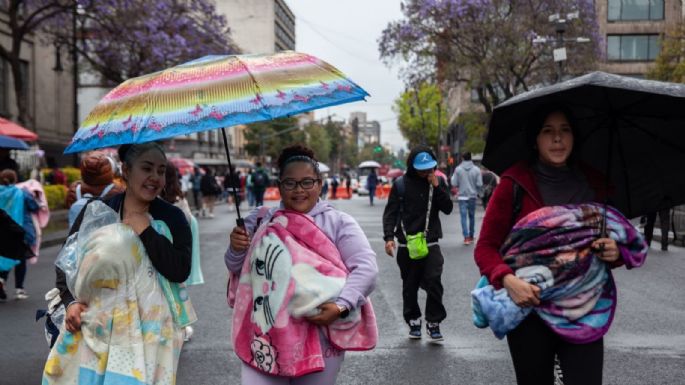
[55,201,119,295]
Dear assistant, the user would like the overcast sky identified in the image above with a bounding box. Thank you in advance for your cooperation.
[287,0,406,152]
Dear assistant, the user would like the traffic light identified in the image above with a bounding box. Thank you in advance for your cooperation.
[373,145,382,153]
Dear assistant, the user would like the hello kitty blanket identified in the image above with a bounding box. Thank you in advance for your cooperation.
[231,209,377,377]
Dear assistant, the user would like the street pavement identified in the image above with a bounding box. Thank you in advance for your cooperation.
[1,196,684,384]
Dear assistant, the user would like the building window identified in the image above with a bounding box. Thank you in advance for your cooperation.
[608,0,664,21]
[607,34,660,61]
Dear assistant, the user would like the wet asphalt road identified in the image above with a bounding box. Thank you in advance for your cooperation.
[1,196,684,384]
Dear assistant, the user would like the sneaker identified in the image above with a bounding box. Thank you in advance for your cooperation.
[15,288,28,300]
[0,279,6,302]
[408,318,422,339]
[426,322,444,342]
[183,325,194,342]
[464,237,472,245]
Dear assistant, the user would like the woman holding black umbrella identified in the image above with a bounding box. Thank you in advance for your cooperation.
[474,104,646,385]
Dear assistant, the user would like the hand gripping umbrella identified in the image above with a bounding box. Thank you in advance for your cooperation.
[64,51,369,226]
[484,71,685,222]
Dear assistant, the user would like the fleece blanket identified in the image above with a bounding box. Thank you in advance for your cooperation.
[43,203,196,385]
[17,179,49,261]
[232,209,377,377]
[472,203,647,343]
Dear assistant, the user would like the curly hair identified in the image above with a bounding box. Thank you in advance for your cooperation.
[276,145,320,178]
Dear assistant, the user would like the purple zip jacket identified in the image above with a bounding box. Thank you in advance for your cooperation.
[225,201,378,310]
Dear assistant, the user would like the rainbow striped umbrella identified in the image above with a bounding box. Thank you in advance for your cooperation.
[64,51,368,154]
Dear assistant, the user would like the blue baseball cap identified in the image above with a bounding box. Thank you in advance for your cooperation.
[412,151,437,170]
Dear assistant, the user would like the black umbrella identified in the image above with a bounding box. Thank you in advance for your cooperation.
[483,71,685,219]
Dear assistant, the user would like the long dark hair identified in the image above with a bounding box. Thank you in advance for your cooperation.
[162,161,183,204]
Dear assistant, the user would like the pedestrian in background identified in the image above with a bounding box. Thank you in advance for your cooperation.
[382,147,453,342]
[226,144,377,384]
[191,166,203,214]
[474,104,645,385]
[643,207,671,251]
[451,152,482,245]
[0,148,19,177]
[345,172,352,197]
[200,167,221,218]
[0,169,39,300]
[330,174,339,199]
[224,166,241,211]
[480,168,498,210]
[250,162,269,207]
[366,168,378,206]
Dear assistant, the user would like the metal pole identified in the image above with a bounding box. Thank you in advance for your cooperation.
[71,1,79,166]
[221,127,244,227]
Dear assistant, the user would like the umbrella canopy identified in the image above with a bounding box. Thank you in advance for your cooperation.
[317,162,330,173]
[0,118,38,141]
[169,157,195,175]
[0,135,29,150]
[386,168,404,178]
[64,51,369,154]
[484,71,685,218]
[358,160,381,168]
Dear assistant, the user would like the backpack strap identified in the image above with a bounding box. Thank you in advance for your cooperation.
[99,183,115,198]
[394,176,405,235]
[510,181,523,228]
[75,183,82,200]
[67,197,100,237]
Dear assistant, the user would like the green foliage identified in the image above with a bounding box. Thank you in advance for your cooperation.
[647,25,685,83]
[394,82,447,151]
[244,117,305,163]
[304,123,331,162]
[44,185,67,210]
[458,112,487,154]
[62,167,81,185]
[358,143,395,165]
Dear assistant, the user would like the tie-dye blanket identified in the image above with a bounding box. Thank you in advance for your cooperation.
[43,203,195,385]
[472,203,647,343]
[232,210,377,377]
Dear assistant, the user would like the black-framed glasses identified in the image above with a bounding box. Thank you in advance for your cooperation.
[279,178,320,191]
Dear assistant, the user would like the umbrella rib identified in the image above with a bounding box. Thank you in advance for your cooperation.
[234,56,273,120]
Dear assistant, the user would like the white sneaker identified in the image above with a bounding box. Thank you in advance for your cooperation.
[183,325,194,342]
[15,288,28,300]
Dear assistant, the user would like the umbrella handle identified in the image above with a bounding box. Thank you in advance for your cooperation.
[236,218,245,228]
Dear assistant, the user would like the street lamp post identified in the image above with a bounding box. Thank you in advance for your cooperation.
[532,11,590,83]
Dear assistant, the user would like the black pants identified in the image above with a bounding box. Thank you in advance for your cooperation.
[644,208,670,250]
[396,244,446,324]
[254,189,265,207]
[0,258,27,289]
[507,313,603,385]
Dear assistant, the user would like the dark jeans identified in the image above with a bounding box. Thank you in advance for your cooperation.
[192,189,201,210]
[396,244,446,324]
[644,208,670,250]
[0,258,27,289]
[253,188,265,207]
[507,313,603,385]
[368,185,376,205]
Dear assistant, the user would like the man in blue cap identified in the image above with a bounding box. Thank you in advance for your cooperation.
[382,146,453,342]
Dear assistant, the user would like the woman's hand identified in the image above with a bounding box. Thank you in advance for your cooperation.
[123,212,150,234]
[426,172,439,187]
[384,240,396,257]
[592,238,620,263]
[65,302,88,333]
[230,226,251,252]
[503,274,541,307]
[306,302,341,326]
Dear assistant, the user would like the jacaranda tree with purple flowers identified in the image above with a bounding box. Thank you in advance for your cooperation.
[379,0,601,114]
[45,0,239,86]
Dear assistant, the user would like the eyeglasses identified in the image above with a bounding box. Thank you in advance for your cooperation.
[279,178,320,191]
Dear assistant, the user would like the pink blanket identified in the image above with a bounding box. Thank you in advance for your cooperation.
[17,179,49,261]
[231,210,377,377]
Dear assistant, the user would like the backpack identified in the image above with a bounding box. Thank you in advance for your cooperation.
[252,170,268,189]
[68,183,115,228]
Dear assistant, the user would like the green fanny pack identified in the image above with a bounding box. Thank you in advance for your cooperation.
[406,232,429,260]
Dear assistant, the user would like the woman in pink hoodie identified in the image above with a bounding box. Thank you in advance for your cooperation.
[225,145,378,385]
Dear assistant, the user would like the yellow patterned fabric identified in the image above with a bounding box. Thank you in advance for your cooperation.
[43,223,183,385]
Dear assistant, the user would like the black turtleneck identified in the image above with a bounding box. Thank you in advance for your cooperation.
[533,161,595,206]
